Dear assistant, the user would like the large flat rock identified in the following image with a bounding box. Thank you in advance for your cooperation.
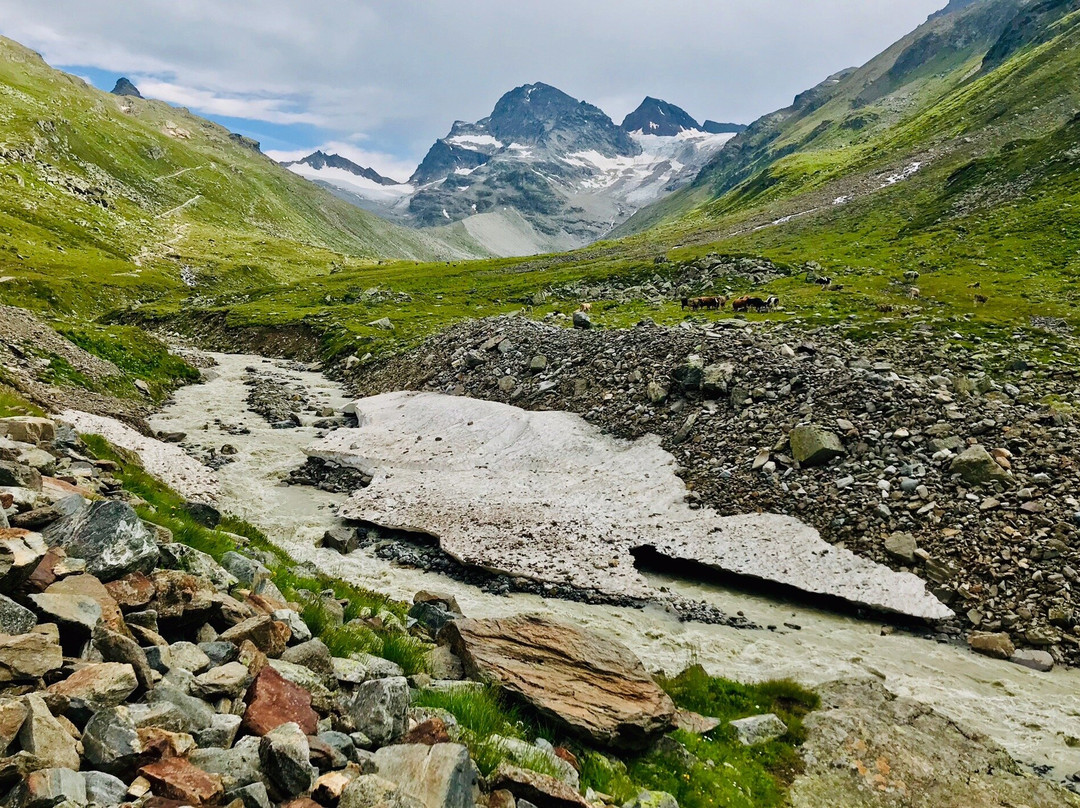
[442,615,675,750]
[317,392,952,621]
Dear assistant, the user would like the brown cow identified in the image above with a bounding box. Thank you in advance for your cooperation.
[732,296,769,313]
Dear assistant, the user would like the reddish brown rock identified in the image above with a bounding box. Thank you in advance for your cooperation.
[140,757,224,806]
[487,790,516,808]
[442,616,675,750]
[246,593,288,615]
[398,718,451,747]
[237,639,268,676]
[26,547,67,593]
[553,747,579,772]
[0,494,13,510]
[488,763,590,808]
[281,799,321,808]
[242,665,318,736]
[105,572,156,610]
[219,615,290,658]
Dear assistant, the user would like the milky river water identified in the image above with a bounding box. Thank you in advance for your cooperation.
[149,353,1080,780]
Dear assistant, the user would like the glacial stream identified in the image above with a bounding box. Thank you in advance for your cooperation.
[149,353,1080,779]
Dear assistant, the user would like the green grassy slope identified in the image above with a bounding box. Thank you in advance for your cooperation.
[0,37,488,319]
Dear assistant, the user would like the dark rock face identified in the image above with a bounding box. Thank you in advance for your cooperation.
[702,120,748,134]
[229,133,262,152]
[622,97,702,136]
[110,78,142,98]
[42,501,159,582]
[282,151,401,186]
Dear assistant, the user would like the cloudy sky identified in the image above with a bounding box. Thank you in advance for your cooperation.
[1,1,946,180]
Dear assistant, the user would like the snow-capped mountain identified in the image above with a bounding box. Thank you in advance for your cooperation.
[281,84,738,255]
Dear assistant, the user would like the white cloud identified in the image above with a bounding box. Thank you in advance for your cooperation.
[0,0,949,166]
[133,78,325,126]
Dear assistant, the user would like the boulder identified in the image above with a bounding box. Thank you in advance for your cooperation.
[280,639,334,680]
[191,662,251,700]
[147,684,215,734]
[488,763,590,808]
[701,363,735,398]
[194,713,242,749]
[950,446,1011,486]
[339,677,408,746]
[219,615,290,658]
[139,757,224,806]
[188,737,264,790]
[82,706,143,774]
[729,713,788,745]
[0,530,48,589]
[8,767,87,808]
[182,502,221,529]
[42,502,159,582]
[671,355,704,391]
[398,718,452,747]
[28,593,102,638]
[242,665,318,737]
[259,722,316,798]
[18,695,80,771]
[168,641,212,674]
[487,736,578,788]
[322,528,359,555]
[0,632,63,682]
[226,782,274,808]
[339,775,424,808]
[137,726,196,761]
[1010,649,1054,673]
[571,312,592,330]
[968,632,1015,660]
[158,544,236,592]
[45,575,127,635]
[442,616,675,750]
[0,418,56,447]
[150,570,216,623]
[46,663,138,722]
[92,625,154,691]
[81,770,128,807]
[104,572,155,610]
[371,744,478,808]
[789,426,845,467]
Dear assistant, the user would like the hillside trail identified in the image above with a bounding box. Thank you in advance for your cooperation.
[149,351,1080,782]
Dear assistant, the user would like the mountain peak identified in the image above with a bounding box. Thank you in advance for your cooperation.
[282,151,402,186]
[111,77,142,98]
[622,97,702,136]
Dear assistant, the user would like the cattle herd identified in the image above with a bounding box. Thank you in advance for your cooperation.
[681,294,780,313]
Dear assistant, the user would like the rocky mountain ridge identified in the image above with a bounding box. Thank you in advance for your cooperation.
[282,84,738,256]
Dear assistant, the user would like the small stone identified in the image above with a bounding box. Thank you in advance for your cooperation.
[729,713,788,746]
[884,532,917,564]
[949,446,1011,486]
[789,426,844,467]
[1010,649,1054,673]
[968,632,1015,660]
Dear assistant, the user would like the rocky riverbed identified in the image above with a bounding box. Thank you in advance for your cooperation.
[352,315,1080,669]
[139,352,1080,786]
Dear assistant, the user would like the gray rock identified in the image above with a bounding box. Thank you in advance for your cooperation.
[318,731,358,765]
[487,736,578,788]
[80,771,127,807]
[47,662,138,722]
[9,767,86,808]
[671,355,704,390]
[340,677,408,746]
[272,609,311,643]
[126,702,188,733]
[158,544,237,591]
[332,655,405,685]
[372,744,479,808]
[0,593,36,635]
[280,639,334,679]
[322,528,359,555]
[42,501,159,582]
[194,713,242,749]
[28,594,101,636]
[624,791,679,808]
[189,737,263,790]
[168,641,212,674]
[884,532,917,564]
[1010,649,1054,672]
[82,706,143,774]
[339,775,425,808]
[191,662,251,700]
[572,312,592,330]
[0,462,41,491]
[200,641,239,667]
[729,713,787,746]
[950,446,1011,486]
[148,683,214,733]
[701,363,735,398]
[220,551,267,587]
[225,782,273,808]
[789,426,845,467]
[259,722,316,798]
